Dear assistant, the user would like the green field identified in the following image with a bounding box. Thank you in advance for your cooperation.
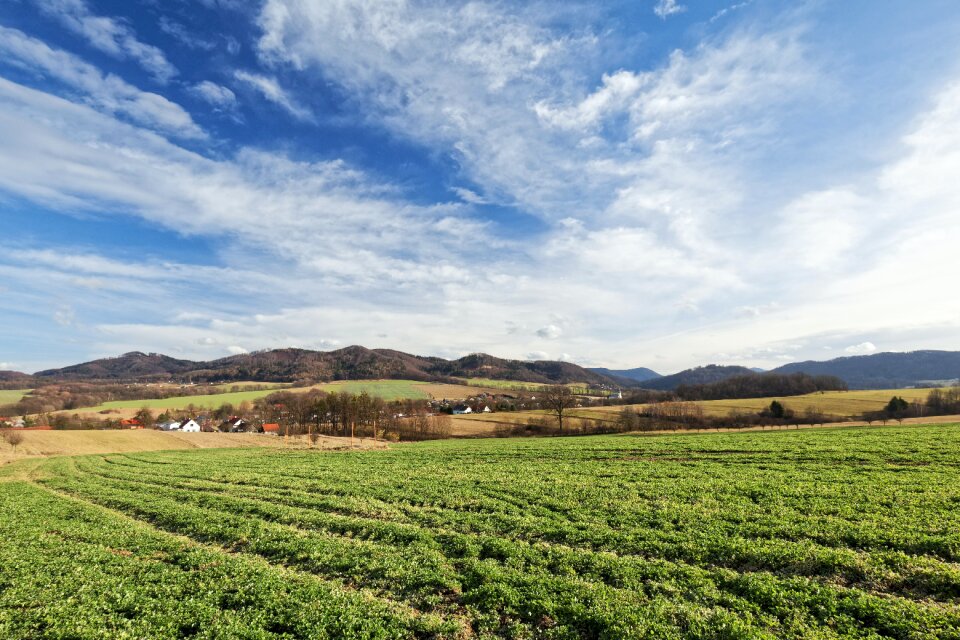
[0,388,31,407]
[90,388,288,412]
[82,380,433,413]
[460,378,598,395]
[314,379,430,400]
[3,425,960,638]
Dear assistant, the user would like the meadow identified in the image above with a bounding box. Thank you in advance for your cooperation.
[446,387,949,435]
[0,388,31,407]
[3,424,959,638]
[75,379,493,415]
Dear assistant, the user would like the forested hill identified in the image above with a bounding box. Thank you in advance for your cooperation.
[588,367,661,383]
[638,365,756,391]
[32,347,627,386]
[771,350,960,389]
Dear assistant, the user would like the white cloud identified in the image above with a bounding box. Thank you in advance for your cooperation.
[233,70,311,121]
[451,187,488,205]
[0,27,204,138]
[158,17,216,51]
[190,81,237,109]
[536,324,563,339]
[31,0,177,83]
[654,0,686,19]
[845,342,878,355]
[53,305,76,327]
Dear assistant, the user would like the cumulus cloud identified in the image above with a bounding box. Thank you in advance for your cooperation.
[31,0,177,82]
[536,324,563,339]
[845,342,878,355]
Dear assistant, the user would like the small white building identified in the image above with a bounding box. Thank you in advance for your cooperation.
[481,405,492,413]
[157,420,181,431]
[180,419,201,433]
[452,405,472,414]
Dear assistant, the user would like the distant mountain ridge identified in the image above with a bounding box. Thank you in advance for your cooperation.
[588,367,661,383]
[33,347,628,387]
[637,365,756,391]
[770,350,960,389]
[28,348,960,390]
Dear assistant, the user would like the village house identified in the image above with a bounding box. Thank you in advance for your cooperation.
[157,420,181,431]
[262,423,280,435]
[179,419,201,433]
[119,418,143,429]
[452,404,472,414]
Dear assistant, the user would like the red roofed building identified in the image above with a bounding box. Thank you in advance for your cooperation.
[262,423,280,434]
[119,418,144,429]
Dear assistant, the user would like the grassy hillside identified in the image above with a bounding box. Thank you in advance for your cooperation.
[73,379,497,415]
[3,425,959,637]
[0,389,31,407]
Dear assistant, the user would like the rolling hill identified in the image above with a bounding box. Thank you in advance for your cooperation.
[638,365,757,391]
[771,350,960,389]
[32,347,624,386]
[588,366,661,383]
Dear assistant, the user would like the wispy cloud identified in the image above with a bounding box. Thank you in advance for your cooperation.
[233,70,311,121]
[0,26,204,138]
[190,80,237,110]
[30,0,177,83]
[653,0,686,20]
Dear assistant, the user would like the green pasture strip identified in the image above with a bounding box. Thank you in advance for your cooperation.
[458,378,598,394]
[26,424,960,638]
[0,481,453,639]
[0,389,30,406]
[89,388,287,412]
[313,380,430,400]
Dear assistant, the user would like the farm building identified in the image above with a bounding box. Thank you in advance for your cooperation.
[262,423,280,434]
[180,419,201,432]
[216,418,249,432]
[119,418,143,429]
[157,420,181,431]
[452,405,472,414]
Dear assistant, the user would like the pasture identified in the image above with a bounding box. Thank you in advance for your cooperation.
[3,424,960,638]
[459,378,601,394]
[446,387,951,436]
[0,388,31,406]
[72,379,494,416]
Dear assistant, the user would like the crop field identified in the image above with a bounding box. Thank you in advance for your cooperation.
[0,388,31,406]
[3,425,960,638]
[444,388,957,436]
[573,387,946,421]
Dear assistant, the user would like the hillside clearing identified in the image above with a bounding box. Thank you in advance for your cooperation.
[2,424,959,637]
[0,389,31,406]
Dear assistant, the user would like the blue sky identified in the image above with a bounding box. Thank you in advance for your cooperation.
[1,0,959,374]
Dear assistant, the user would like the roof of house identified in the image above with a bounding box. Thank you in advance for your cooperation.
[262,423,280,433]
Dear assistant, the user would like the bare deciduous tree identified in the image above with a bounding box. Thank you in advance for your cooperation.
[541,385,577,433]
[3,430,24,454]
